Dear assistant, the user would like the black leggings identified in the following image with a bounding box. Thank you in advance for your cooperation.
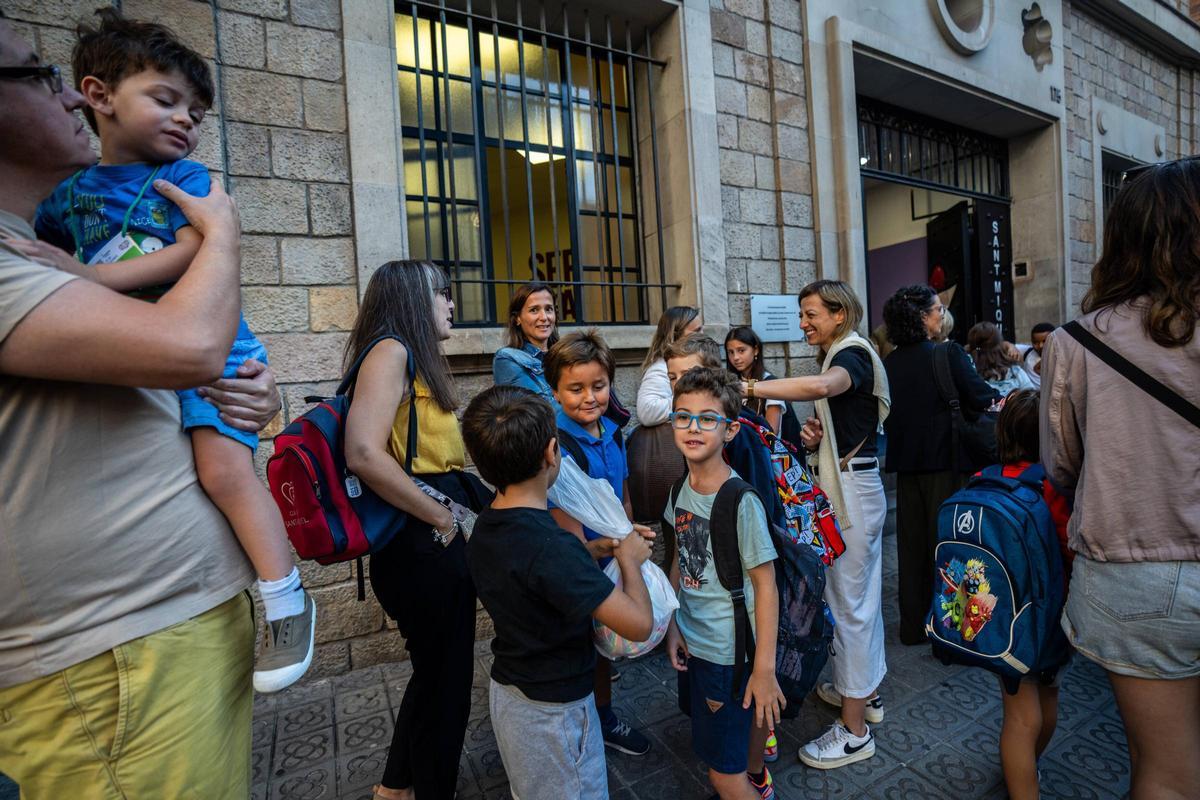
[895,470,967,644]
[369,471,492,798]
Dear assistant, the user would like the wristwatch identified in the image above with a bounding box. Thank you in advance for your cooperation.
[433,518,461,547]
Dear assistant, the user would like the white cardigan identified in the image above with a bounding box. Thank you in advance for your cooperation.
[636,359,673,426]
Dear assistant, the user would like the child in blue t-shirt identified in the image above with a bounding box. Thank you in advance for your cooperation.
[19,10,313,693]
[663,367,784,800]
[544,330,653,758]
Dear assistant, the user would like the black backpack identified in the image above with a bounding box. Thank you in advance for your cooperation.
[669,476,833,706]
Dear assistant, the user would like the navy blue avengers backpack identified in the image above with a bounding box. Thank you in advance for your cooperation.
[925,464,1070,694]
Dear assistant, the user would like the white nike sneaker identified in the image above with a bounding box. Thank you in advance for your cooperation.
[798,721,875,769]
[815,682,885,723]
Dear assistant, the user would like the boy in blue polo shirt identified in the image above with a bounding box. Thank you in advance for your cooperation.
[545,330,651,757]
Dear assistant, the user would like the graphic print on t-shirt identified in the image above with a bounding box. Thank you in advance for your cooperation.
[675,507,711,590]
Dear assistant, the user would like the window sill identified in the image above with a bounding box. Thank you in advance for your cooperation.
[445,323,657,357]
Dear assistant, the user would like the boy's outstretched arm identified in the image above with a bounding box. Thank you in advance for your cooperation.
[592,532,654,641]
[744,561,785,727]
[89,226,201,292]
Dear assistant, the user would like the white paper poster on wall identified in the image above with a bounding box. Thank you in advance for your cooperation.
[750,294,803,343]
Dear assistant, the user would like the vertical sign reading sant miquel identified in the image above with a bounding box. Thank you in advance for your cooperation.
[974,201,1014,342]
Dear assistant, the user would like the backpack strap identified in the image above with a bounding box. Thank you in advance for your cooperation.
[932,343,964,472]
[710,477,760,700]
[557,429,589,473]
[338,335,417,601]
[1062,321,1200,429]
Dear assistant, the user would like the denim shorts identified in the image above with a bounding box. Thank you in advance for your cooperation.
[1062,556,1200,680]
[177,318,267,451]
[678,657,753,774]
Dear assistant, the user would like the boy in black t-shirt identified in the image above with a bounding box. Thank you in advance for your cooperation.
[462,385,655,800]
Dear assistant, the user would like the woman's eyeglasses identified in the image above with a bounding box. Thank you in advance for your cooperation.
[669,411,733,431]
[0,64,63,95]
[1121,155,1200,185]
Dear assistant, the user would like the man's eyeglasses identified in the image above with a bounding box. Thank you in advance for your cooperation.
[434,286,452,302]
[0,65,64,95]
[669,411,733,431]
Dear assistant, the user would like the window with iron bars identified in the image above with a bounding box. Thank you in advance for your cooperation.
[857,97,1010,200]
[396,0,669,326]
[1101,150,1140,218]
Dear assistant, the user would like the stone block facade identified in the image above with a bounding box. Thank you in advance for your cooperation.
[710,0,818,378]
[1061,2,1198,301]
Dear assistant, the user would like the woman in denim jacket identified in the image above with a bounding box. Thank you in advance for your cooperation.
[492,282,559,404]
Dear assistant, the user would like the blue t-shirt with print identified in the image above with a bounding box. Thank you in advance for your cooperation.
[36,159,210,265]
[553,408,629,563]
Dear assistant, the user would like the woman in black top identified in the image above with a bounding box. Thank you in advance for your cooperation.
[881,285,999,645]
[745,280,891,768]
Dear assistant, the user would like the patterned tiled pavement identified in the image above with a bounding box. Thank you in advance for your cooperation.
[0,526,1130,800]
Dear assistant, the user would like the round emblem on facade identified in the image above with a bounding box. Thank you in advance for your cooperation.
[928,0,995,55]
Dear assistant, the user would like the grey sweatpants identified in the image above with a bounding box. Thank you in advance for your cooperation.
[489,680,608,800]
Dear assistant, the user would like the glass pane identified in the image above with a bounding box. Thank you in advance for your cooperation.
[395,15,434,72]
[572,101,597,152]
[450,264,486,323]
[578,215,609,265]
[598,107,632,156]
[575,159,600,211]
[480,31,561,94]
[483,88,562,148]
[433,20,471,77]
[441,143,478,201]
[603,164,634,214]
[398,71,437,131]
[446,205,482,262]
[443,77,474,135]
[597,60,628,107]
[406,200,443,260]
[402,137,440,198]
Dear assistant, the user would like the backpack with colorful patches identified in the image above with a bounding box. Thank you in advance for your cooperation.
[925,464,1070,694]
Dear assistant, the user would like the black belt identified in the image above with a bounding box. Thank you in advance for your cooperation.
[813,457,878,476]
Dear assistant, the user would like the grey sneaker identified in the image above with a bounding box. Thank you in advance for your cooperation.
[254,591,316,693]
[816,682,884,723]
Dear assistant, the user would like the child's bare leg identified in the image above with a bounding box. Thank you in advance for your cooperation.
[193,428,294,580]
[709,768,760,800]
[999,680,1043,800]
[746,721,770,776]
[1035,685,1059,757]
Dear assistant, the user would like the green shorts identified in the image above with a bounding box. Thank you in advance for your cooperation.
[0,592,255,799]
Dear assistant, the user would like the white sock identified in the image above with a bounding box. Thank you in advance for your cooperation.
[258,567,304,622]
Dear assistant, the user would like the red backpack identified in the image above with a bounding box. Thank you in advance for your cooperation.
[267,336,415,593]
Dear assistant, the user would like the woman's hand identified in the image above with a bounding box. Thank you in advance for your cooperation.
[800,416,823,451]
[631,523,656,541]
[665,618,689,671]
[744,668,786,728]
[585,538,618,560]
[197,359,282,433]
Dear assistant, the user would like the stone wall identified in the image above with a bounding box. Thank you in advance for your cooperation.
[1062,1,1199,304]
[709,0,818,378]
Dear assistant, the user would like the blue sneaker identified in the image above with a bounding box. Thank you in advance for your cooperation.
[602,717,650,756]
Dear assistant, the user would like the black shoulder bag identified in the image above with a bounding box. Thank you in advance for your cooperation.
[932,343,998,472]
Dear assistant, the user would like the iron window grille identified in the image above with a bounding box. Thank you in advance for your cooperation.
[1101,150,1140,217]
[857,97,1010,201]
[396,0,672,326]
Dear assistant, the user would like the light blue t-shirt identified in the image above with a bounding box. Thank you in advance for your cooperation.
[663,470,776,666]
[35,159,210,270]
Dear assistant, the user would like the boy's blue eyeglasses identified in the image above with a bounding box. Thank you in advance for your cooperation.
[0,65,63,95]
[669,411,733,431]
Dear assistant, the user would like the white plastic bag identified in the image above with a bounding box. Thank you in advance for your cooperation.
[546,454,632,538]
[593,558,679,660]
[546,455,679,659]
